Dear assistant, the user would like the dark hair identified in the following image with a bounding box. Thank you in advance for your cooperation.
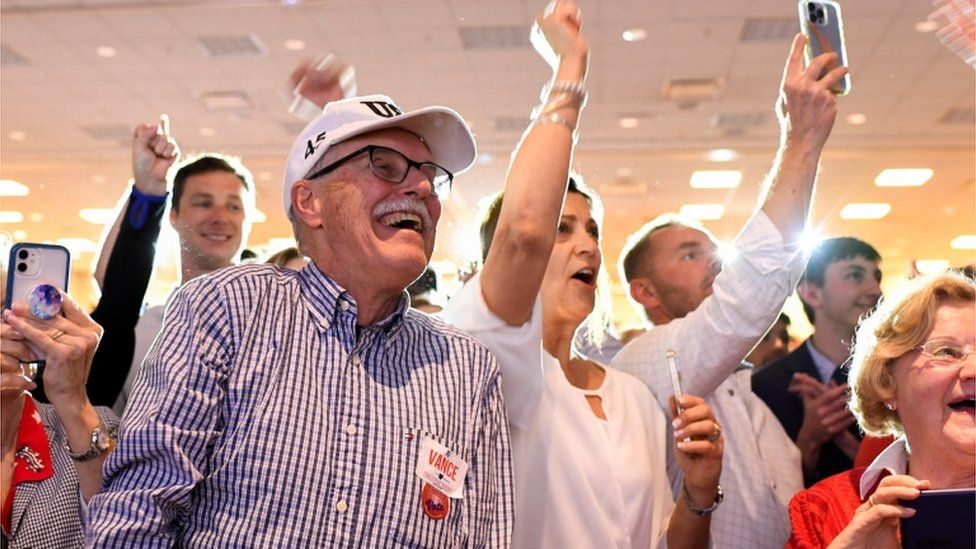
[800,236,881,323]
[172,154,252,211]
[479,175,598,262]
[618,213,691,284]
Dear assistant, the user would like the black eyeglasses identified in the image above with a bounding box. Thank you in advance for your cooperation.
[306,145,453,198]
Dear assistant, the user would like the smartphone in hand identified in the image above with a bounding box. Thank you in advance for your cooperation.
[4,242,70,309]
[798,0,852,95]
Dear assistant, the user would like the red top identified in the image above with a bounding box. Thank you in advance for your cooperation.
[786,467,875,548]
[854,435,895,468]
[2,397,54,535]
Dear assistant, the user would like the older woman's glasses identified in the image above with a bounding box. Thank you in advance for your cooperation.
[916,338,975,366]
[306,145,453,198]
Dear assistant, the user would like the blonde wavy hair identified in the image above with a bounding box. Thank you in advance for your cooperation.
[848,270,975,437]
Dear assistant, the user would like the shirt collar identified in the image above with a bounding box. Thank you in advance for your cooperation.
[859,437,909,499]
[806,339,840,383]
[3,396,54,535]
[297,261,409,335]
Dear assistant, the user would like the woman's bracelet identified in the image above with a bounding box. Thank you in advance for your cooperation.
[540,80,588,108]
[683,483,724,516]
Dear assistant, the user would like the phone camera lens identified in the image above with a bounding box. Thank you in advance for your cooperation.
[16,263,27,273]
[808,3,817,11]
[17,249,28,260]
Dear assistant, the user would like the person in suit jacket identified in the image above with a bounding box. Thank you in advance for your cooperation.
[753,237,882,486]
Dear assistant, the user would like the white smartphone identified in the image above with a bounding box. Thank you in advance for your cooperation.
[798,0,852,95]
[4,242,70,310]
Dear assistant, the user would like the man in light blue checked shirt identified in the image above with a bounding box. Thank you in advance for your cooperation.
[87,94,515,547]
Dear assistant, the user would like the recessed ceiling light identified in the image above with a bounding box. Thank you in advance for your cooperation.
[199,127,216,137]
[846,113,867,125]
[0,211,24,223]
[616,166,634,178]
[915,259,950,273]
[8,131,26,141]
[951,235,976,250]
[679,203,725,220]
[874,168,933,187]
[840,203,891,219]
[619,117,639,129]
[27,212,43,223]
[57,238,98,254]
[284,39,306,51]
[96,46,117,58]
[707,149,737,162]
[13,229,27,240]
[690,170,742,189]
[0,180,29,197]
[252,209,267,223]
[79,208,117,224]
[622,28,647,42]
[477,152,496,165]
[914,20,939,33]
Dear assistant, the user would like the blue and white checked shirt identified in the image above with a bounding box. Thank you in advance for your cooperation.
[87,263,514,547]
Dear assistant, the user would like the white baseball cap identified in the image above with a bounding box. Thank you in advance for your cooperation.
[283,94,477,218]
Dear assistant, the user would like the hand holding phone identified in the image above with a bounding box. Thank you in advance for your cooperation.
[798,0,852,95]
[666,349,685,415]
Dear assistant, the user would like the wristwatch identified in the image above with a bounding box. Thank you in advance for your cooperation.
[66,422,115,462]
[684,483,724,516]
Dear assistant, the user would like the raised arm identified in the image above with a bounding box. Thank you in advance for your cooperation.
[480,0,588,326]
[92,116,178,290]
[758,33,847,241]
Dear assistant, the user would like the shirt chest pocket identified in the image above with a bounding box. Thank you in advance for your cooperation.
[385,427,467,548]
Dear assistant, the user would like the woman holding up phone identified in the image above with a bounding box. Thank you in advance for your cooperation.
[442,1,723,547]
[1,290,117,548]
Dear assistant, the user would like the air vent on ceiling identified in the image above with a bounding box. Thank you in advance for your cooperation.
[494,116,529,131]
[740,18,797,42]
[661,78,724,101]
[82,124,131,141]
[198,34,267,57]
[199,90,252,111]
[711,112,769,129]
[939,107,976,125]
[459,26,531,49]
[1,43,28,65]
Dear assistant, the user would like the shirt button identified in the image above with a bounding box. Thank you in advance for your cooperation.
[346,424,357,435]
[351,355,361,366]
[339,300,350,311]
[336,500,348,512]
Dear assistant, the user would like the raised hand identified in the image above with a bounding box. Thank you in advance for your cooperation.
[531,0,588,76]
[777,33,849,151]
[828,475,930,549]
[131,114,179,196]
[671,394,723,504]
[288,54,357,111]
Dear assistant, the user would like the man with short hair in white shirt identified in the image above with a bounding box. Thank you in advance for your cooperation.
[612,33,848,548]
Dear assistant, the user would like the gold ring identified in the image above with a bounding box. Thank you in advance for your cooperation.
[707,421,722,443]
[49,329,65,341]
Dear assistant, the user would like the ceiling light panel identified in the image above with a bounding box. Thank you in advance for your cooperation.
[0,180,29,197]
[874,168,933,187]
[679,204,725,220]
[840,203,891,219]
[950,235,976,250]
[198,34,268,57]
[740,18,797,42]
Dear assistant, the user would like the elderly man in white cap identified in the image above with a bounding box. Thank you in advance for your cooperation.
[87,95,515,547]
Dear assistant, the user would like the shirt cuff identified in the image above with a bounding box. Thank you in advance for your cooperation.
[128,185,169,230]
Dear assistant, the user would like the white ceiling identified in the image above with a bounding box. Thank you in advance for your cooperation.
[1,0,974,323]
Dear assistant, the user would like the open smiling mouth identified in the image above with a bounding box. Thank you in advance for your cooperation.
[381,212,423,233]
[570,268,596,286]
[949,397,976,413]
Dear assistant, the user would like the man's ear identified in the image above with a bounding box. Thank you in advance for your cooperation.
[629,277,661,311]
[168,206,178,229]
[291,180,323,230]
[797,281,822,310]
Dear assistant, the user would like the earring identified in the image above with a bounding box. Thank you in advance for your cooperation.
[885,401,897,411]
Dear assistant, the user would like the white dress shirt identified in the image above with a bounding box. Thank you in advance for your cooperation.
[612,212,806,548]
